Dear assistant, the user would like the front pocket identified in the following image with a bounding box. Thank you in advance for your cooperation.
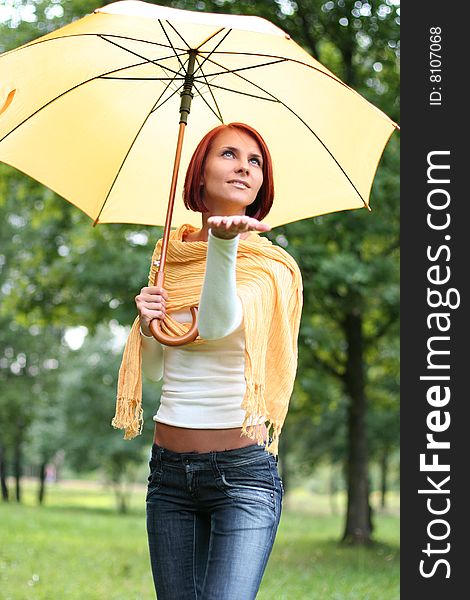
[146,464,164,500]
[216,459,276,509]
[221,462,274,489]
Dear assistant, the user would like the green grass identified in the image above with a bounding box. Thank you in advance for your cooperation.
[0,480,399,599]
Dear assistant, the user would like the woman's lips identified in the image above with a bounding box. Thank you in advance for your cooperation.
[227,180,250,189]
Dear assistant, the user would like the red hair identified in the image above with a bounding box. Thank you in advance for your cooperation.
[183,123,274,221]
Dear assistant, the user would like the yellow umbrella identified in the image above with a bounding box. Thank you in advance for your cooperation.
[0,0,398,343]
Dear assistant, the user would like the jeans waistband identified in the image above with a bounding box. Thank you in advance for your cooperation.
[151,438,276,468]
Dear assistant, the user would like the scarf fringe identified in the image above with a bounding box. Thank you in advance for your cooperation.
[111,397,144,440]
[240,417,282,456]
[240,381,281,456]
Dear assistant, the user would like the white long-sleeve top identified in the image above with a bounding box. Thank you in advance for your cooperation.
[140,231,265,428]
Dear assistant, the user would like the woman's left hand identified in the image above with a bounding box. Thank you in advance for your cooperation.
[208,215,271,240]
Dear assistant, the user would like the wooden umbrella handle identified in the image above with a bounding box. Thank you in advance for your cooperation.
[150,251,200,346]
[149,306,199,346]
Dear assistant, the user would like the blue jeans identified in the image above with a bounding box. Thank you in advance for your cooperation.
[146,441,284,600]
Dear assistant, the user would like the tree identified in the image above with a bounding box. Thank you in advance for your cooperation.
[58,324,157,513]
[0,315,62,502]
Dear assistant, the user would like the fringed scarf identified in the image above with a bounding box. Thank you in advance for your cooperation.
[112,223,303,456]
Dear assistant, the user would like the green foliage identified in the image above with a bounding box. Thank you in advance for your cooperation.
[0,0,400,523]
[57,324,156,474]
[0,313,63,456]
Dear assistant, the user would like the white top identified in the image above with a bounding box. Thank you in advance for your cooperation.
[140,231,265,428]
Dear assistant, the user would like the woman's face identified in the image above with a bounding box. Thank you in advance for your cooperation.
[200,128,264,216]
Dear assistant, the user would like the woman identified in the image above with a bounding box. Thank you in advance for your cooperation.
[113,123,303,599]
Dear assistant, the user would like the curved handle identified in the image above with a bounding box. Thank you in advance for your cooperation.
[150,306,199,346]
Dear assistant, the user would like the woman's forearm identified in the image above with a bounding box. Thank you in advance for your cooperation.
[197,230,243,340]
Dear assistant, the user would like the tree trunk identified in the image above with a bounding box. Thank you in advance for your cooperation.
[380,446,389,509]
[14,438,22,503]
[0,444,9,501]
[38,460,47,505]
[341,311,373,544]
[329,462,338,515]
[114,485,128,514]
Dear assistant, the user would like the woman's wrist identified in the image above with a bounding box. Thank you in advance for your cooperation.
[140,323,152,337]
[209,228,239,241]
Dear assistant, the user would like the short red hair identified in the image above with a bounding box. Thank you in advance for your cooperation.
[183,123,274,221]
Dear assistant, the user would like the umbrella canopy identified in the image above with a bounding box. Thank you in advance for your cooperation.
[0,0,398,229]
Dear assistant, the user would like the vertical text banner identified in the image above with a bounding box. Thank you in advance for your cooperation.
[401,1,467,598]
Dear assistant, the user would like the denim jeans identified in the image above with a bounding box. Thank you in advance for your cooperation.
[146,441,284,600]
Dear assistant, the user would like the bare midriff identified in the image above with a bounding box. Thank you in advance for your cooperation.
[153,421,267,453]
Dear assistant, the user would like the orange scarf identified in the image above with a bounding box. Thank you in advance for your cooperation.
[112,224,303,456]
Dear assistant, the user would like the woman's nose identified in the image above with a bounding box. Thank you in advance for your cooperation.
[236,157,249,174]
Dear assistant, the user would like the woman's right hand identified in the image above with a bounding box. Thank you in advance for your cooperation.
[135,286,168,336]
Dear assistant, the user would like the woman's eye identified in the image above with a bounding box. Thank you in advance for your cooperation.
[250,157,261,166]
[222,150,234,157]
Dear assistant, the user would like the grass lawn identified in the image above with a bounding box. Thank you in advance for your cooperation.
[0,480,399,599]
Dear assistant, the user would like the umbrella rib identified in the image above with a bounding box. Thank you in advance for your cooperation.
[282,104,367,208]
[196,81,278,102]
[192,29,234,76]
[0,32,187,59]
[99,35,187,79]
[99,75,183,81]
[194,57,288,82]
[158,19,187,74]
[98,35,192,99]
[192,81,224,123]
[95,77,187,224]
[203,50,354,94]
[195,27,226,51]
[93,108,156,225]
[194,55,224,122]
[203,56,368,207]
[0,57,184,144]
[164,19,192,49]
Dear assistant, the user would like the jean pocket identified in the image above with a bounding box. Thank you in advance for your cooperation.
[146,459,164,500]
[216,459,276,509]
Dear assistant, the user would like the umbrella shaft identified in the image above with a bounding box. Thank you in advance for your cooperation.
[156,51,198,286]
[155,119,186,288]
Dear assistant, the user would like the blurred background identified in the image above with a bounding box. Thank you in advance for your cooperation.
[0,1,399,598]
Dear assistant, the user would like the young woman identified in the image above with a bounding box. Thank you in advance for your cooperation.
[114,123,303,599]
